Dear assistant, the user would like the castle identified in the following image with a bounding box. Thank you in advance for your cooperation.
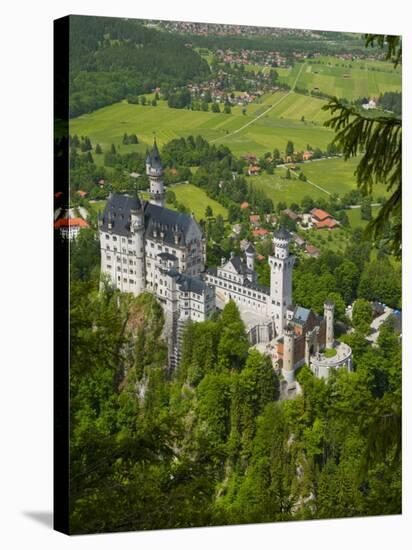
[99,140,352,380]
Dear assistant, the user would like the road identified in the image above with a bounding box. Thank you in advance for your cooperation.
[366,306,393,344]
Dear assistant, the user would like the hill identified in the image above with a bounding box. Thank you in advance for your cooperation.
[69,15,210,117]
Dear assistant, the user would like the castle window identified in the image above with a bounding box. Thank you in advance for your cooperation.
[105,234,110,240]
[107,264,112,269]
[114,247,118,252]
[129,279,134,284]
[128,239,132,244]
[113,236,117,241]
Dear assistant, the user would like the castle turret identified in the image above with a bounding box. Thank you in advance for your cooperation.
[269,227,295,335]
[147,139,165,207]
[130,193,146,295]
[324,299,335,349]
[282,323,295,383]
[245,243,256,272]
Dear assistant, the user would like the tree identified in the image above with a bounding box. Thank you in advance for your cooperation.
[285,169,291,179]
[286,140,294,156]
[205,205,213,219]
[360,196,372,220]
[122,133,129,145]
[301,195,314,212]
[224,103,231,114]
[110,143,117,155]
[211,102,220,113]
[352,299,373,334]
[323,35,401,256]
[95,143,102,154]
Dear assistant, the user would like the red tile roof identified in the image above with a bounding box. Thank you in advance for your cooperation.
[252,228,269,237]
[240,202,250,209]
[54,217,89,229]
[249,215,260,223]
[314,218,339,229]
[311,208,332,221]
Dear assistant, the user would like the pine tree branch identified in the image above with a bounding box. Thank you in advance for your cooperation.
[322,98,402,256]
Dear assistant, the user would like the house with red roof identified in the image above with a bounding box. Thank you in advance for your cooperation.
[252,228,269,238]
[248,165,261,176]
[240,201,250,210]
[305,244,321,258]
[54,217,89,240]
[310,208,339,230]
[249,214,261,227]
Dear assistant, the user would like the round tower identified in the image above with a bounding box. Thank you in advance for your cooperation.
[130,195,146,296]
[282,323,295,383]
[268,227,295,335]
[324,299,335,349]
[245,243,256,272]
[147,139,165,207]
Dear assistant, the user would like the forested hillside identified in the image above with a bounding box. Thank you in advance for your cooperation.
[69,16,210,117]
[69,234,401,533]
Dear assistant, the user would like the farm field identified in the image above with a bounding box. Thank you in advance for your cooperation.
[168,183,228,221]
[70,94,336,158]
[346,204,381,227]
[249,170,328,206]
[300,157,388,198]
[279,60,401,99]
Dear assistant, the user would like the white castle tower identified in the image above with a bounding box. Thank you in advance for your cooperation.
[269,228,295,335]
[130,194,146,295]
[324,299,335,349]
[282,323,296,383]
[245,243,256,271]
[146,139,165,207]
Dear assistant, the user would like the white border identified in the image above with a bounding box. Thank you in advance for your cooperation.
[0,1,410,548]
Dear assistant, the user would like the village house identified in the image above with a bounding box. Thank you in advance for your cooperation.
[240,201,250,210]
[54,217,89,240]
[249,214,261,227]
[248,165,261,176]
[310,208,339,230]
[282,208,301,222]
[305,244,321,258]
[302,150,314,161]
[252,228,269,239]
[293,234,305,247]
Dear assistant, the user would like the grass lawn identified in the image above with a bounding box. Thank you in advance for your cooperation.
[346,204,382,227]
[168,183,228,221]
[250,171,328,205]
[70,93,336,159]
[300,157,388,198]
[280,60,401,100]
[88,200,107,215]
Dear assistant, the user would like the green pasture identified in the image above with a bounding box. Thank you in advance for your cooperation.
[249,170,328,206]
[346,204,381,227]
[168,183,228,221]
[279,60,401,99]
[70,94,335,158]
[301,157,388,198]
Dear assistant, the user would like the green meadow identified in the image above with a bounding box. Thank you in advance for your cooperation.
[300,157,388,198]
[279,59,401,100]
[168,183,228,220]
[70,95,335,158]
